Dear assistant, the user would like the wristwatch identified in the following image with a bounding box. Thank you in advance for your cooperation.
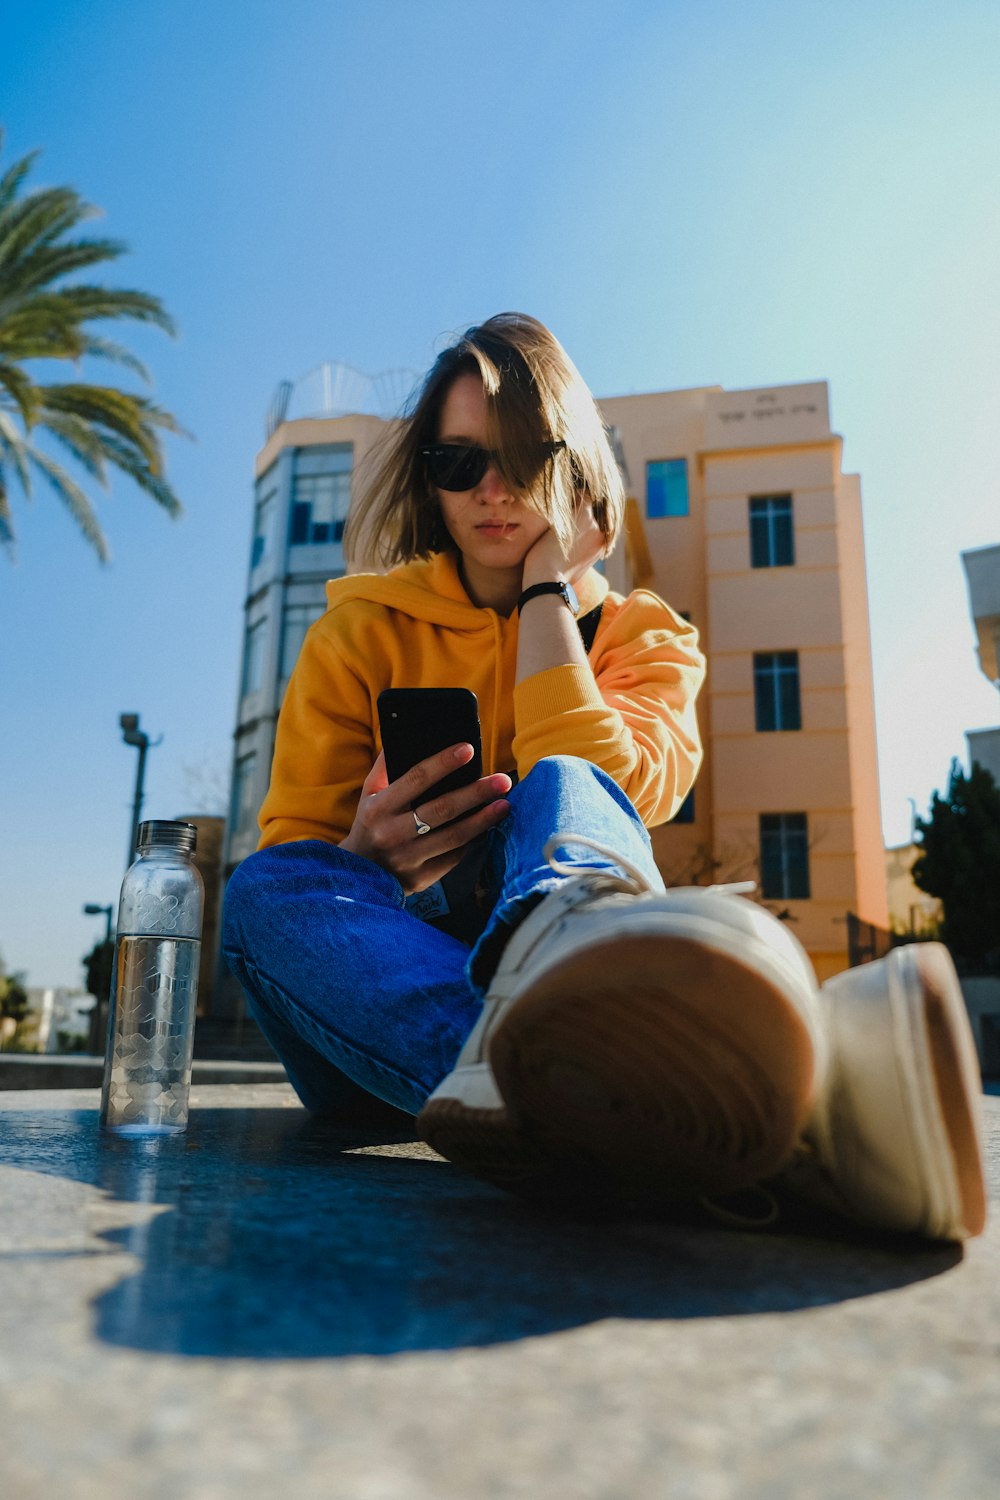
[518,580,580,616]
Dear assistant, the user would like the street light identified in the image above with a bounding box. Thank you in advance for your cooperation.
[83,902,113,944]
[82,902,114,1054]
[119,713,162,871]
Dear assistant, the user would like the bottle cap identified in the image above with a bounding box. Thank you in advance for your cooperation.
[137,820,197,855]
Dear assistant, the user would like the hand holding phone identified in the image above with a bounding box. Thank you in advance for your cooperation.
[338,689,511,895]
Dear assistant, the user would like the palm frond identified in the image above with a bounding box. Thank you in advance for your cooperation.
[77,335,151,383]
[0,237,128,303]
[0,187,89,270]
[0,471,15,554]
[0,294,88,361]
[0,407,32,493]
[93,429,183,518]
[38,383,162,468]
[0,148,41,217]
[0,359,40,426]
[52,284,177,335]
[39,411,109,487]
[28,445,109,562]
[0,136,186,559]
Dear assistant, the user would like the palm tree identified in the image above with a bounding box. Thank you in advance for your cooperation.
[0,128,185,561]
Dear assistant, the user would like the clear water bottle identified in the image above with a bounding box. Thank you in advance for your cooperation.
[100,820,204,1134]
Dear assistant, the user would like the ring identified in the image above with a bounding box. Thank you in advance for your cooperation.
[413,811,432,837]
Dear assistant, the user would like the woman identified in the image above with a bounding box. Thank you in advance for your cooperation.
[224,314,985,1235]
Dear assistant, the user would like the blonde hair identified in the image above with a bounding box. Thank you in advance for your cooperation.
[344,312,625,569]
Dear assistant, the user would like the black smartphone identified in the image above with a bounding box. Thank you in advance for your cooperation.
[377,688,483,805]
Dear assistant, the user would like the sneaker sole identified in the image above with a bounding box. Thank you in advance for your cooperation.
[417,1096,620,1211]
[896,944,987,1239]
[488,930,818,1203]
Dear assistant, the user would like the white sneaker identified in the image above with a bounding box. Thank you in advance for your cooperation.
[776,943,988,1241]
[418,835,825,1206]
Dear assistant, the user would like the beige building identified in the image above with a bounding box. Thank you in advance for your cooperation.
[962,542,1000,785]
[601,380,887,980]
[221,368,887,1009]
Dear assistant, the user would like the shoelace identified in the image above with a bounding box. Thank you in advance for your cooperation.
[543,832,758,899]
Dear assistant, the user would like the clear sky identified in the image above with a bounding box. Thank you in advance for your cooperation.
[2,0,999,990]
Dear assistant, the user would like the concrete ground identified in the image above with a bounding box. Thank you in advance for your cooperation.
[1,1083,998,1500]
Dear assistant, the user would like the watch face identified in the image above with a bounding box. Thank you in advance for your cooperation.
[564,581,580,616]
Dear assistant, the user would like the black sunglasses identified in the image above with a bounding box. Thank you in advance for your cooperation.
[420,440,565,492]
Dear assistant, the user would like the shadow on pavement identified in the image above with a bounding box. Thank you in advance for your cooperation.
[0,1104,961,1358]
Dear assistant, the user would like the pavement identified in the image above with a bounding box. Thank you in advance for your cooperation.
[1,1083,998,1500]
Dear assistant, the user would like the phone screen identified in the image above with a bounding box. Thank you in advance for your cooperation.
[377,688,483,804]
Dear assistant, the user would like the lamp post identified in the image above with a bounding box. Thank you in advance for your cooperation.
[82,902,114,1054]
[119,713,161,870]
[83,903,113,944]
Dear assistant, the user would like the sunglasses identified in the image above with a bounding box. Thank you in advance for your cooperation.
[420,440,565,492]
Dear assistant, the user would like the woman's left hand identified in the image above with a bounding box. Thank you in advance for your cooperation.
[520,497,606,590]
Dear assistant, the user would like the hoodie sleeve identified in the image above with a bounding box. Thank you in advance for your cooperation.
[511,590,705,826]
[257,611,375,849]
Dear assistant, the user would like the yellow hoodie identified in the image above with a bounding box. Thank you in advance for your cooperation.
[258,551,705,848]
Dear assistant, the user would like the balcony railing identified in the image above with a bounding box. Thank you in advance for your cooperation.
[266,363,421,438]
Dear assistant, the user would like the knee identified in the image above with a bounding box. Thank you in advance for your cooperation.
[513,754,614,803]
[222,847,281,953]
[518,754,592,790]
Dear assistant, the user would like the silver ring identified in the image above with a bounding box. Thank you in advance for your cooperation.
[413,811,432,837]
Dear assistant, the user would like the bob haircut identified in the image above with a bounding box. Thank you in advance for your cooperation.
[344,312,625,570]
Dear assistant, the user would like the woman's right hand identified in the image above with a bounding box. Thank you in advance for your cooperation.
[339,743,512,895]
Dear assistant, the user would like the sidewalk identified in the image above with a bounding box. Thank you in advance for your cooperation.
[1,1083,998,1500]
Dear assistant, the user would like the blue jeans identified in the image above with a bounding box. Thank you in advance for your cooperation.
[222,755,664,1117]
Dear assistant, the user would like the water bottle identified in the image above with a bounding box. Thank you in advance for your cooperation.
[100,820,204,1133]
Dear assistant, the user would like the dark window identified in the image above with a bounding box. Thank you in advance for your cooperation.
[647,458,689,518]
[674,786,695,824]
[754,651,801,731]
[290,471,352,546]
[251,488,275,570]
[760,813,810,899]
[750,495,794,567]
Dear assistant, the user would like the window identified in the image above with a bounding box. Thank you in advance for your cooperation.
[231,751,258,834]
[280,603,325,680]
[290,446,353,546]
[749,495,794,567]
[241,619,267,697]
[251,487,276,570]
[674,786,695,824]
[647,458,689,518]
[760,813,810,899]
[754,651,801,731]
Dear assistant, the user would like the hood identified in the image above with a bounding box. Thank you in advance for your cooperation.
[325,551,610,626]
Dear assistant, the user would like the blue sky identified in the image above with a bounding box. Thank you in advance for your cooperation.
[2,0,999,989]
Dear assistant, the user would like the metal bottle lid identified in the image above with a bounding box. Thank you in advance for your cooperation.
[136,820,198,854]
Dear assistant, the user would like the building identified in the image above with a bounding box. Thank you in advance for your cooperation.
[601,380,887,980]
[216,366,887,1024]
[961,542,1000,785]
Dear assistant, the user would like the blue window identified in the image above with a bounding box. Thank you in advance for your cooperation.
[289,446,353,546]
[231,751,258,834]
[250,487,275,570]
[754,652,802,731]
[647,458,689,518]
[750,495,794,567]
[760,813,810,899]
[241,619,267,697]
[674,786,695,824]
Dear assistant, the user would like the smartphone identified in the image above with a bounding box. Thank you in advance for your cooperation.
[377,688,483,805]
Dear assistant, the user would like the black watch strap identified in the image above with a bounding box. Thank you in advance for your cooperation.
[517,580,579,616]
